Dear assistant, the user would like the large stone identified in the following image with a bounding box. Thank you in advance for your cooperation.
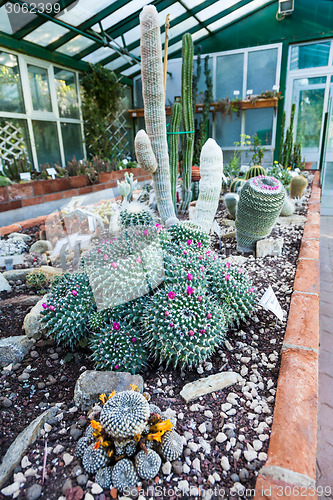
[74,370,144,411]
[0,407,58,488]
[222,255,247,266]
[0,274,11,292]
[256,237,284,258]
[7,233,32,243]
[3,268,35,281]
[277,214,306,226]
[23,296,48,339]
[180,372,243,403]
[30,240,53,254]
[0,336,34,368]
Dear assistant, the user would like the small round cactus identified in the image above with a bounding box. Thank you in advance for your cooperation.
[135,449,162,479]
[224,193,239,220]
[82,444,110,474]
[119,201,157,228]
[149,403,162,415]
[245,165,267,180]
[167,221,210,249]
[230,178,245,193]
[84,425,95,443]
[290,175,308,198]
[160,431,183,461]
[100,391,150,439]
[111,458,139,492]
[75,437,90,459]
[280,194,295,216]
[95,466,113,489]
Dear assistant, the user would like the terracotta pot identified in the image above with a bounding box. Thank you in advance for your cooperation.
[191,166,201,182]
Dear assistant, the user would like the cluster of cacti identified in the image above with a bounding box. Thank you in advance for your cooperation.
[75,389,184,492]
[235,176,285,252]
[167,221,210,249]
[245,165,267,180]
[224,193,239,220]
[169,98,182,212]
[290,175,308,198]
[118,201,157,228]
[280,193,295,216]
[90,200,116,227]
[117,172,138,202]
[230,178,246,193]
[41,272,95,347]
[26,269,51,290]
[181,33,195,212]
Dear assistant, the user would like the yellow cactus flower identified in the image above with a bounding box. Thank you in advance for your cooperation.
[149,419,173,433]
[99,394,108,405]
[147,431,164,442]
[90,420,102,433]
[130,384,138,391]
[134,433,142,442]
[109,391,116,399]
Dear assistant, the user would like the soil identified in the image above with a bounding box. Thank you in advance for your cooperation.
[0,179,312,500]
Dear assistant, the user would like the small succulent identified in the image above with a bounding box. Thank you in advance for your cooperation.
[75,437,90,459]
[135,449,161,480]
[111,458,139,492]
[95,466,113,489]
[119,201,157,228]
[167,221,210,249]
[26,270,50,290]
[160,431,183,461]
[82,443,110,474]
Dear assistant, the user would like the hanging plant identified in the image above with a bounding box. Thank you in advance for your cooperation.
[214,97,241,121]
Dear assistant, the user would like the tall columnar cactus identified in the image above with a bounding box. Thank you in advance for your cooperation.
[134,6,177,225]
[235,176,285,252]
[181,33,195,212]
[192,139,223,233]
[169,99,182,212]
[282,104,296,168]
[278,110,286,164]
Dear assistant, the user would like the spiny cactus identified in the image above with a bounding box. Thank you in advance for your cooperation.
[160,431,183,461]
[75,437,90,459]
[245,165,267,180]
[167,221,210,249]
[134,6,177,225]
[169,99,182,212]
[235,175,285,252]
[119,201,157,228]
[135,450,161,480]
[280,194,295,216]
[290,175,308,198]
[192,139,223,233]
[230,178,245,193]
[95,466,113,489]
[224,193,239,220]
[82,443,110,474]
[100,391,150,439]
[26,269,50,290]
[191,180,200,201]
[41,272,95,347]
[111,459,139,492]
[143,283,226,369]
[181,33,195,212]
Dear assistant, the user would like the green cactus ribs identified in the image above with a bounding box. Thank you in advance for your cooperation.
[169,100,182,212]
[245,165,267,180]
[230,178,246,193]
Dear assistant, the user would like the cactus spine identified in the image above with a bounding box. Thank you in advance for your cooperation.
[169,99,182,212]
[181,33,194,213]
[135,6,177,225]
[192,139,223,233]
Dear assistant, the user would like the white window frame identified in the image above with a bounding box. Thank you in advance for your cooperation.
[0,47,86,169]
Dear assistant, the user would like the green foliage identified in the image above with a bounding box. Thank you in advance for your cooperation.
[278,111,286,165]
[267,162,292,189]
[26,270,50,290]
[245,165,267,180]
[251,134,266,166]
[0,175,12,187]
[169,99,182,212]
[281,104,296,168]
[2,155,33,183]
[193,56,213,165]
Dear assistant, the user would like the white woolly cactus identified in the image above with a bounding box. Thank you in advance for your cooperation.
[135,5,177,226]
[192,139,223,233]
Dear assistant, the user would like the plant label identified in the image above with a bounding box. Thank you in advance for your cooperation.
[259,286,284,321]
[88,216,96,232]
[212,219,221,237]
[246,89,253,95]
[47,167,57,179]
[272,84,279,91]
[233,90,240,96]
[20,172,31,181]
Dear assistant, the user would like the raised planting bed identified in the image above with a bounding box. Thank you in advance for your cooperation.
[0,168,152,214]
[0,175,319,499]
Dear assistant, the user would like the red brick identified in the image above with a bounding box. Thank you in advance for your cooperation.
[298,238,319,260]
[255,475,317,500]
[0,200,22,212]
[52,177,71,192]
[111,170,126,180]
[33,179,54,196]
[307,202,320,213]
[70,175,88,188]
[0,186,9,203]
[283,292,319,350]
[293,259,319,294]
[0,223,22,236]
[7,183,33,201]
[99,172,112,183]
[306,211,320,225]
[92,184,105,192]
[44,192,63,202]
[105,181,117,189]
[62,189,79,198]
[303,223,320,239]
[20,215,47,230]
[78,186,93,195]
[22,196,44,207]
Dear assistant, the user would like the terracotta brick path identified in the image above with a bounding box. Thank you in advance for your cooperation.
[317,215,333,498]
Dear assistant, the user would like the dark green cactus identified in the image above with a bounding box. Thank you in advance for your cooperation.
[181,33,194,213]
[282,104,295,168]
[278,110,286,164]
[169,99,182,212]
[245,165,267,180]
[230,178,246,193]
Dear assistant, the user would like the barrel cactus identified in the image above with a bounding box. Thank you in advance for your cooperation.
[135,449,161,479]
[290,175,308,198]
[75,437,90,459]
[111,458,139,492]
[160,430,183,461]
[224,193,239,220]
[167,221,210,249]
[119,201,157,228]
[245,165,266,180]
[235,175,285,252]
[82,444,110,474]
[99,391,150,439]
[230,178,245,193]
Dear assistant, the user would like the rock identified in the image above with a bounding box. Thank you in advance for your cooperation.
[70,428,83,440]
[62,478,73,494]
[183,464,190,474]
[230,473,240,483]
[244,448,257,462]
[192,458,201,472]
[0,336,34,368]
[277,214,306,226]
[256,237,284,258]
[0,274,11,292]
[77,475,88,487]
[91,483,103,494]
[172,461,182,475]
[216,432,227,444]
[8,233,32,243]
[26,484,43,500]
[180,372,242,403]
[187,442,199,453]
[178,480,189,493]
[21,456,31,469]
[239,468,249,483]
[222,255,247,266]
[23,297,49,340]
[0,407,57,488]
[220,456,230,471]
[162,462,171,475]
[198,423,206,434]
[253,439,263,451]
[53,444,64,455]
[3,268,35,281]
[74,370,144,411]
[18,372,30,381]
[63,453,74,466]
[0,482,20,496]
[30,240,53,254]
[258,452,268,462]
[0,397,12,408]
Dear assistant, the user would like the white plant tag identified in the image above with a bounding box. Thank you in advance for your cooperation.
[20,172,31,181]
[88,216,96,232]
[212,219,221,237]
[47,167,57,179]
[246,89,253,95]
[233,90,240,96]
[259,286,284,321]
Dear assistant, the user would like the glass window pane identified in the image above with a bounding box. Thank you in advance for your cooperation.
[290,42,330,70]
[247,48,278,95]
[57,35,95,56]
[24,22,69,46]
[61,123,84,164]
[245,108,274,145]
[0,118,31,163]
[196,0,239,22]
[0,52,24,113]
[82,47,116,64]
[54,67,79,119]
[215,112,242,148]
[28,65,52,112]
[33,121,61,166]
[216,53,243,99]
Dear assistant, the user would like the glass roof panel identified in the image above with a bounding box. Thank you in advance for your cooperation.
[207,0,271,32]
[105,58,127,71]
[121,63,141,76]
[124,24,142,45]
[24,22,69,46]
[1,3,37,33]
[92,0,151,32]
[57,35,95,56]
[168,40,183,54]
[82,47,116,64]
[196,0,240,22]
[181,0,208,9]
[0,6,13,34]
[192,27,209,41]
[168,17,198,39]
[56,0,117,27]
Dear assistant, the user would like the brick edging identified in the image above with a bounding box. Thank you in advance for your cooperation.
[254,172,320,500]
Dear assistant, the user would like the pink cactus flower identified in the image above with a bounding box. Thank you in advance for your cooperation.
[187,239,192,245]
[198,255,203,260]
[183,250,188,255]
[225,274,230,281]
[49,305,55,312]
[168,291,175,300]
[103,254,108,261]
[114,365,119,370]
[112,262,117,269]
[131,338,136,343]
[187,273,193,281]
[113,322,120,330]
[42,303,48,309]
[198,296,203,302]
[97,248,101,254]
[165,311,170,317]
[136,257,142,264]
[72,290,78,296]
[143,229,149,236]
[188,330,195,336]
[199,329,205,334]
[187,287,194,296]
[200,266,205,272]
[197,242,202,248]
[169,322,174,327]
[207,313,212,319]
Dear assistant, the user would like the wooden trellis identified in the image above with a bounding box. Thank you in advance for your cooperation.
[0,120,28,162]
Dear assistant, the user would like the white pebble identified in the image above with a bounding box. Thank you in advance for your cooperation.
[244,449,258,462]
[204,410,213,419]
[253,439,263,451]
[216,432,227,443]
[84,494,94,500]
[183,464,190,474]
[221,403,232,412]
[162,462,171,475]
[208,474,215,485]
[53,444,64,454]
[192,458,201,472]
[1,482,20,496]
[220,456,230,471]
[44,423,52,433]
[21,456,31,469]
[188,442,199,453]
[259,452,268,461]
[213,472,221,482]
[91,483,103,494]
[63,453,74,466]
[198,423,206,434]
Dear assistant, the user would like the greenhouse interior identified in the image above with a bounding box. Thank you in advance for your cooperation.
[0,0,332,498]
